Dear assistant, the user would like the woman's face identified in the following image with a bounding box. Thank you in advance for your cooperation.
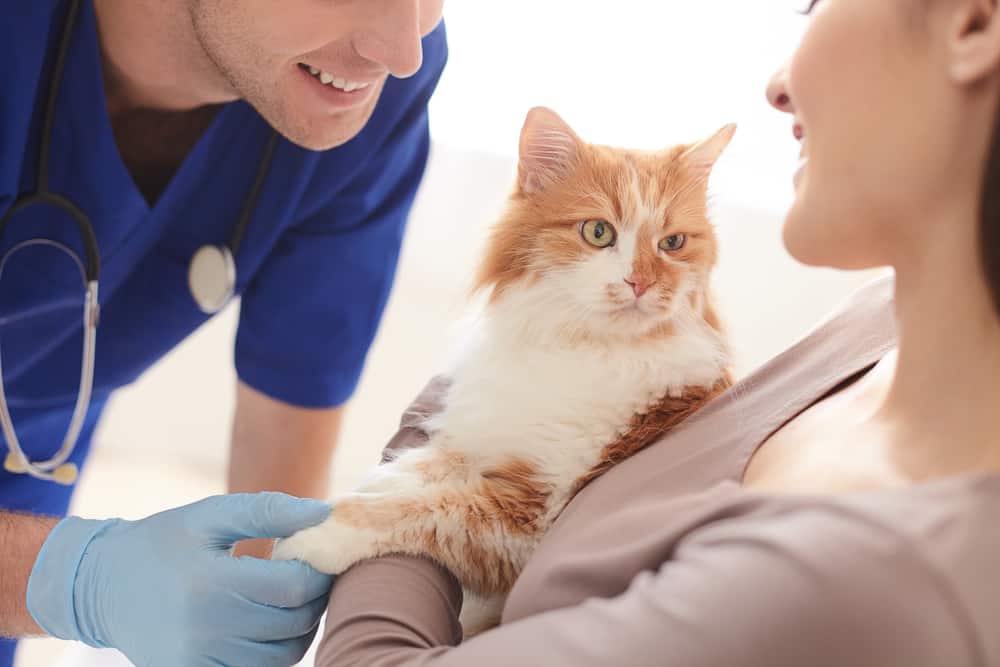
[767,0,1000,270]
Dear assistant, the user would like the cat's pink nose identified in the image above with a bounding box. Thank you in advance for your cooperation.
[624,278,653,298]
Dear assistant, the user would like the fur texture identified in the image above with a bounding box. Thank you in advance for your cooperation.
[274,107,736,634]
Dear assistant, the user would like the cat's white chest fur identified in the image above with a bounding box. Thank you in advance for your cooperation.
[428,296,728,486]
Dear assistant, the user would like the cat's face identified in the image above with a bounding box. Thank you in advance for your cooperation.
[477,108,734,341]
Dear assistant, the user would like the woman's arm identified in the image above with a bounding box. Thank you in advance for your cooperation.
[319,556,462,663]
[316,503,977,667]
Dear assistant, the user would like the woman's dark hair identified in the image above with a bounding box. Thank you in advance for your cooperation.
[981,111,1000,317]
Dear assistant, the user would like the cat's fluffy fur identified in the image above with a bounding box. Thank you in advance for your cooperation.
[274,107,736,633]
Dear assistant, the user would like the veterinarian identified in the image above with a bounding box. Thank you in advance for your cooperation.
[0,0,446,664]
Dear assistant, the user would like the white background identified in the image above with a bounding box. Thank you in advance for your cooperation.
[429,1,810,210]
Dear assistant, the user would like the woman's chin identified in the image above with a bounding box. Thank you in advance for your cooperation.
[782,212,884,271]
[781,205,836,268]
[782,221,831,267]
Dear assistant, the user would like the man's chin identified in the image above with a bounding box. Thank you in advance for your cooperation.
[249,75,388,151]
[275,117,368,151]
[263,98,378,151]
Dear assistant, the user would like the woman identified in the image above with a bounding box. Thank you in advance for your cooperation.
[314,0,1000,664]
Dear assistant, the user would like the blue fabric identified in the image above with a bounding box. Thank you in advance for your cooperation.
[0,1,446,662]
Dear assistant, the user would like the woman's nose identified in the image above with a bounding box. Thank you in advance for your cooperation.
[766,67,794,113]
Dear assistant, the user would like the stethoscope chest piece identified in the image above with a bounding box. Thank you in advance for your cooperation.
[188,244,236,314]
[185,129,279,316]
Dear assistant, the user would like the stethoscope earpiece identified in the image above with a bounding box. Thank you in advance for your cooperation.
[4,452,78,485]
[4,452,26,474]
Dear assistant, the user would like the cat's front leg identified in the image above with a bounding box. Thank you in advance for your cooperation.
[274,447,446,574]
[275,451,552,600]
[272,496,387,575]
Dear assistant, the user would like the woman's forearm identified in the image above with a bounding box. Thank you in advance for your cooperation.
[316,556,462,667]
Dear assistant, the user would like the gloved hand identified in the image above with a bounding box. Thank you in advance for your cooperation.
[27,492,333,667]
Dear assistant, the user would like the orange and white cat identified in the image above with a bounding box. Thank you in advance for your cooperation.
[274,107,735,633]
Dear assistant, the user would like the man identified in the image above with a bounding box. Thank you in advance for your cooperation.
[0,0,447,664]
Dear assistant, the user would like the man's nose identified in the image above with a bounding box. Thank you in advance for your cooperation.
[355,0,425,78]
[766,66,794,113]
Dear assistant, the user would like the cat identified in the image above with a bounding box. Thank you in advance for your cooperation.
[273,106,736,634]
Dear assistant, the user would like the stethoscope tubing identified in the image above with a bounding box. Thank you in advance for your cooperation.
[0,284,97,479]
[0,192,101,280]
[0,0,99,483]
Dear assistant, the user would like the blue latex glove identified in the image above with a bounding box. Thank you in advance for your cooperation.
[27,493,333,667]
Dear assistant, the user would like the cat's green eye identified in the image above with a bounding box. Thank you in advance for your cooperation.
[659,234,687,252]
[581,219,617,248]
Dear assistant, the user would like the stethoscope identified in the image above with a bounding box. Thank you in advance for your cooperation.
[0,0,278,485]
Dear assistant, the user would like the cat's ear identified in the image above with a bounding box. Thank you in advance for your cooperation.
[518,107,583,195]
[681,123,737,182]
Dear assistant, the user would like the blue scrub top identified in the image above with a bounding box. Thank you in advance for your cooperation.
[0,0,445,590]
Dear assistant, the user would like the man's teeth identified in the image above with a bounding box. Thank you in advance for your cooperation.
[302,64,369,92]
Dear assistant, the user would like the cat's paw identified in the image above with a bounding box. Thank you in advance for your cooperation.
[272,516,382,575]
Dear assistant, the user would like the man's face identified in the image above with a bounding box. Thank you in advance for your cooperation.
[189,0,445,150]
